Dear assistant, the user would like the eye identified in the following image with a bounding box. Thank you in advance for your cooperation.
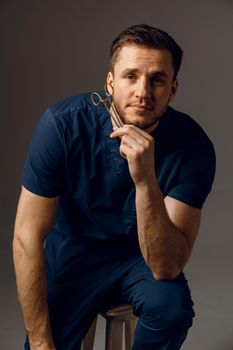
[125,74,136,81]
[151,76,165,85]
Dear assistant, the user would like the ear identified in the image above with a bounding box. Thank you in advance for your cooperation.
[107,71,114,88]
[168,79,179,102]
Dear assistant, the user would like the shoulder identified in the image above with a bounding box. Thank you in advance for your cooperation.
[163,107,216,209]
[48,92,96,119]
[166,106,215,152]
[160,106,216,179]
[169,107,216,182]
[39,91,106,136]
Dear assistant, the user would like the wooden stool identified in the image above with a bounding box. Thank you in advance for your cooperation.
[81,304,138,350]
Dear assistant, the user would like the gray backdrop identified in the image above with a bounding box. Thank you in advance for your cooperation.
[1,0,233,349]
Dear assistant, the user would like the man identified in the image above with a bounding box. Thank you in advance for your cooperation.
[13,24,216,350]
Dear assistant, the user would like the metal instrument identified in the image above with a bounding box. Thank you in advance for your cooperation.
[91,83,112,113]
[91,84,123,128]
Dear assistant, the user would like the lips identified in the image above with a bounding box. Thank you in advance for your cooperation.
[130,104,153,111]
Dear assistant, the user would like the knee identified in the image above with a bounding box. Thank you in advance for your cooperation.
[136,282,194,332]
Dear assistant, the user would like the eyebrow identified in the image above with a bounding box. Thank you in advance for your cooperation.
[121,68,168,78]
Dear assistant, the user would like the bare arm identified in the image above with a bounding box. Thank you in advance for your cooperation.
[110,125,201,280]
[135,180,201,280]
[13,186,58,350]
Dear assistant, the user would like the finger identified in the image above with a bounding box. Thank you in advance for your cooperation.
[121,134,144,151]
[119,142,134,159]
[110,127,127,138]
[120,127,154,150]
[110,125,153,143]
[126,125,154,141]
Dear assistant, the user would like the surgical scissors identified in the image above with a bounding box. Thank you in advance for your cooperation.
[91,84,123,129]
[91,84,112,113]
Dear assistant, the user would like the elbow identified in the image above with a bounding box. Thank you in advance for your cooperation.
[12,237,27,270]
[12,231,43,259]
[12,235,28,260]
[13,235,24,253]
[152,266,182,281]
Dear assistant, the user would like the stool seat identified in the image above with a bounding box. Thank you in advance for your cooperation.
[101,304,135,318]
[81,304,138,350]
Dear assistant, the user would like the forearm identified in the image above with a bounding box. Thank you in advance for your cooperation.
[13,237,55,349]
[135,178,190,280]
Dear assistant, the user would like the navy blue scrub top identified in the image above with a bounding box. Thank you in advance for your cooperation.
[22,92,216,280]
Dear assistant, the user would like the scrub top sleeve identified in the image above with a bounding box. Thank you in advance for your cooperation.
[167,141,216,209]
[22,108,65,197]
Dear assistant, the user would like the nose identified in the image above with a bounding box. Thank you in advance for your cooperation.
[135,78,151,101]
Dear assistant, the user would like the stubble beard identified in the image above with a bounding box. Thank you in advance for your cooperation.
[113,99,169,130]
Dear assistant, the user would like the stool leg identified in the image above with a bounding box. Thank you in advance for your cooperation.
[81,317,97,350]
[105,318,123,350]
[125,318,137,350]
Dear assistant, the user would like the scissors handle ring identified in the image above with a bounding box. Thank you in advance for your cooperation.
[91,92,102,106]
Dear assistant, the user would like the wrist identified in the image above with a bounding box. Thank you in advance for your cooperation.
[135,176,158,190]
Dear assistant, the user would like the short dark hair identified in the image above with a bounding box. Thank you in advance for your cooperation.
[109,24,183,80]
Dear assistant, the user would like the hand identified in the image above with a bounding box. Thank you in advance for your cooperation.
[110,125,156,186]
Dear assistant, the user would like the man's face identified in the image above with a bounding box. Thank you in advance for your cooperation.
[107,45,178,129]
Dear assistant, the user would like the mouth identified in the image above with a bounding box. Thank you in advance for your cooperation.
[130,104,153,113]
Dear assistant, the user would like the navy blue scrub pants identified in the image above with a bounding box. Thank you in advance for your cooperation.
[25,238,195,350]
